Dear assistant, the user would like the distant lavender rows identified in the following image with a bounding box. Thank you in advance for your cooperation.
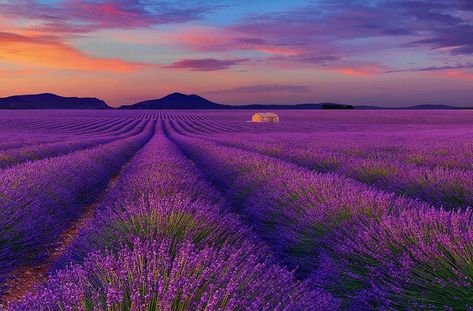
[0,117,137,151]
[1,110,472,310]
[0,120,147,170]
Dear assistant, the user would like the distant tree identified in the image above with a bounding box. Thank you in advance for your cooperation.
[321,104,354,109]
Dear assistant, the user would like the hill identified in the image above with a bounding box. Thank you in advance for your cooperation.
[0,93,109,109]
[121,92,227,109]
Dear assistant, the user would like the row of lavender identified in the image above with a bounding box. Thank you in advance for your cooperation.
[0,120,154,287]
[202,128,473,170]
[177,123,473,210]
[214,136,472,210]
[0,117,143,148]
[14,123,336,309]
[168,120,473,310]
[0,120,147,170]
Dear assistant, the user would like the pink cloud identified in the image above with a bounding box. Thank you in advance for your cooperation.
[165,26,304,56]
[167,27,230,49]
[443,70,473,80]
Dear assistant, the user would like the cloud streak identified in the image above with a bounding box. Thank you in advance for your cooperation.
[385,63,473,73]
[164,58,249,71]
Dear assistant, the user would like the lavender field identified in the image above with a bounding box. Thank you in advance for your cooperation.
[0,110,472,310]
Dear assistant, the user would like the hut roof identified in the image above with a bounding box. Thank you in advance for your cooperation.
[253,112,279,117]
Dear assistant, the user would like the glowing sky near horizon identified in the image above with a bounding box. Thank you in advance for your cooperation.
[0,0,472,107]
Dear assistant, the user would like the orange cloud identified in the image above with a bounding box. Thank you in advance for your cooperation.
[0,31,147,72]
[254,46,302,56]
[331,67,379,76]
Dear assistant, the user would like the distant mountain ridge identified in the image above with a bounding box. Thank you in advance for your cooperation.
[398,104,468,110]
[0,93,109,109]
[1,92,471,110]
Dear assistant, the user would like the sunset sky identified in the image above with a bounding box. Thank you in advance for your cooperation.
[0,0,472,107]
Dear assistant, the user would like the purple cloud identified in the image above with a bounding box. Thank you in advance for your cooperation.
[0,30,61,45]
[0,31,34,42]
[385,63,473,73]
[0,0,213,33]
[165,58,249,71]
[227,0,473,61]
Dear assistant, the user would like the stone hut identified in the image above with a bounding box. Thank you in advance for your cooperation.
[251,112,279,123]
